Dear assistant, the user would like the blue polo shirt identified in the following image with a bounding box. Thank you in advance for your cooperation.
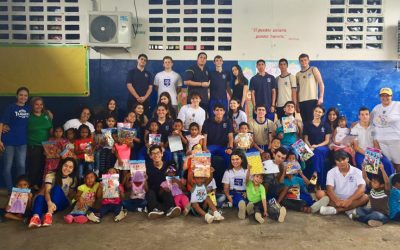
[126,67,153,97]
[249,73,277,108]
[1,103,30,146]
[209,69,231,100]
[303,121,331,145]
[202,118,233,146]
[184,64,209,104]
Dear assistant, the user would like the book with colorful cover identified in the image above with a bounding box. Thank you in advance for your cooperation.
[168,135,184,152]
[284,161,301,174]
[292,139,314,161]
[42,141,60,159]
[129,160,146,179]
[193,153,211,177]
[7,187,30,214]
[282,116,297,133]
[117,122,132,129]
[262,160,280,174]
[84,143,94,162]
[101,174,120,199]
[149,134,162,146]
[59,148,75,158]
[237,133,252,149]
[102,128,116,147]
[246,152,263,175]
[118,127,137,144]
[363,147,382,174]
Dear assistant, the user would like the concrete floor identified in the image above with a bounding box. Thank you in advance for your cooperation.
[1,192,400,250]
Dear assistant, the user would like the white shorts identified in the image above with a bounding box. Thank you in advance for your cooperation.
[379,140,400,164]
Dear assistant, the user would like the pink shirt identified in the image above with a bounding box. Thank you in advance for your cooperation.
[114,143,131,160]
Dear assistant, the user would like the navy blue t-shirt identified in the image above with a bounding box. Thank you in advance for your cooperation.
[147,118,173,143]
[1,103,30,146]
[303,121,332,145]
[209,70,231,100]
[184,64,209,104]
[146,162,168,193]
[249,73,277,108]
[202,118,234,146]
[126,68,153,97]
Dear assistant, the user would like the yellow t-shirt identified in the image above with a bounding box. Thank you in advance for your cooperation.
[77,182,99,207]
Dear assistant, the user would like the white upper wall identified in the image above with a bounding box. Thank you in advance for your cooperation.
[85,0,400,60]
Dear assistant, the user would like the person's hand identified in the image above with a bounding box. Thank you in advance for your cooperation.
[317,98,324,105]
[0,141,5,152]
[47,201,57,213]
[225,148,232,155]
[342,199,352,208]
[137,96,145,103]
[296,105,300,114]
[2,124,10,134]
[163,187,170,192]
[210,167,215,173]
[270,106,276,113]
[227,195,233,203]
[263,211,268,218]
[118,159,123,166]
[378,163,384,171]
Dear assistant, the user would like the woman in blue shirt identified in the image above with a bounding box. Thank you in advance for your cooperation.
[0,87,31,193]
[303,105,331,188]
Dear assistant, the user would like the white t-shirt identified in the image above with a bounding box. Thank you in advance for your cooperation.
[276,74,297,107]
[177,104,206,130]
[153,70,182,106]
[231,110,248,132]
[63,119,95,133]
[371,101,400,141]
[326,165,365,200]
[221,168,248,191]
[350,123,375,151]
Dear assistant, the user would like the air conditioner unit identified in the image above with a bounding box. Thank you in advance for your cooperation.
[89,11,133,49]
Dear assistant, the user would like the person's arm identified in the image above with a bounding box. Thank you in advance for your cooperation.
[226,79,233,98]
[379,163,390,192]
[291,89,298,107]
[313,134,330,148]
[326,185,342,207]
[143,85,153,102]
[353,139,365,155]
[361,164,370,187]
[205,167,214,186]
[75,190,84,209]
[241,85,249,108]
[343,184,366,208]
[226,132,234,152]
[332,128,339,145]
[299,169,310,185]
[127,83,140,100]
[44,183,57,213]
[223,183,232,203]
[246,165,251,183]
[202,134,208,152]
[0,123,5,152]
[304,135,312,148]
[270,88,276,113]
[312,67,325,105]
[373,139,381,150]
[262,198,268,217]
[251,90,256,110]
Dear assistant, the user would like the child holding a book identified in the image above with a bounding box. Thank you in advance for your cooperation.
[29,158,78,228]
[87,168,127,223]
[389,173,400,221]
[44,126,67,175]
[275,101,302,149]
[144,120,163,150]
[170,119,188,174]
[4,175,32,221]
[185,122,205,155]
[64,128,77,159]
[188,166,224,224]
[222,149,248,219]
[112,130,133,184]
[234,122,262,153]
[124,111,142,160]
[351,164,390,227]
[160,165,190,215]
[331,116,355,165]
[74,124,94,181]
[64,171,100,224]
[122,166,147,212]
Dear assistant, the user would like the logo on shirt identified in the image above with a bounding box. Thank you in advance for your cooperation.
[165,125,170,130]
[285,81,288,86]
[234,178,244,187]
[205,70,209,76]
[14,109,29,119]
[321,127,325,133]
[267,78,271,83]
[223,123,227,128]
[145,73,149,78]
[163,79,171,87]
[307,73,312,78]
[348,175,355,183]
[222,74,226,80]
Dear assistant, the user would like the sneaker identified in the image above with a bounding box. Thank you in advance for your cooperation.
[368,219,383,227]
[345,209,357,220]
[64,214,74,224]
[278,206,286,223]
[311,196,330,213]
[137,208,143,212]
[213,211,224,221]
[246,202,255,215]
[42,213,53,227]
[87,212,100,223]
[74,215,88,224]
[166,207,181,218]
[114,209,128,222]
[238,200,246,219]
[255,212,265,224]
[204,213,214,224]
[28,215,41,228]
[148,209,164,219]
[320,206,337,215]
[183,205,191,216]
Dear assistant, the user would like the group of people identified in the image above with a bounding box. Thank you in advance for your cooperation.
[0,52,400,229]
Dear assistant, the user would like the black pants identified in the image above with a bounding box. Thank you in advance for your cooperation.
[26,145,45,187]
[253,201,280,221]
[146,189,175,213]
[281,199,307,212]
[299,99,318,124]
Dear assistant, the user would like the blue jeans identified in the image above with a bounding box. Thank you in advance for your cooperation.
[3,145,27,193]
[230,190,247,208]
[172,150,185,176]
[32,185,70,218]
[99,203,122,217]
[355,152,395,176]
[355,207,389,224]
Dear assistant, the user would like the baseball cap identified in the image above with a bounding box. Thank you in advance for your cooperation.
[379,87,392,96]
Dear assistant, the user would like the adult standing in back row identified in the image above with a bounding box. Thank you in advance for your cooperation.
[276,58,297,120]
[296,54,325,123]
[126,54,153,116]
[184,52,210,112]
[250,59,277,121]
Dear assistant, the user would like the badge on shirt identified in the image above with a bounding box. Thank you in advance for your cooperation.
[285,81,288,86]
[348,175,355,183]
[163,79,171,87]
[234,178,244,187]
[145,73,149,78]
[321,127,325,133]
[205,70,209,76]
[267,78,271,83]
[222,74,226,80]
[15,109,29,119]
[223,123,227,128]
[165,125,170,130]
[307,73,312,78]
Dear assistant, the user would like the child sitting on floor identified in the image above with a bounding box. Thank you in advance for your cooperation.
[389,173,400,222]
[4,175,32,222]
[122,169,147,212]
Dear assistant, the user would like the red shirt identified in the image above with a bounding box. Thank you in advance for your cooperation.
[74,138,93,160]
